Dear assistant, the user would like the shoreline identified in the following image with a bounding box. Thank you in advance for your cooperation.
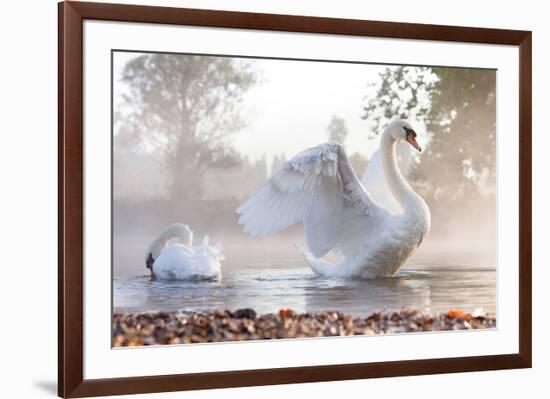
[113,308,496,347]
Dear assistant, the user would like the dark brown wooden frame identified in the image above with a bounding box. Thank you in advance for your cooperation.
[58,1,532,397]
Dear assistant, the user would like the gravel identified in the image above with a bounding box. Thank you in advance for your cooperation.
[112,308,496,347]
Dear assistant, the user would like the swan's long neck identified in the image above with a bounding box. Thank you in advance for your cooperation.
[162,224,193,246]
[148,224,193,259]
[380,131,422,213]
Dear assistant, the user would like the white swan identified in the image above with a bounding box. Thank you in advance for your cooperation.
[144,223,224,281]
[236,120,430,279]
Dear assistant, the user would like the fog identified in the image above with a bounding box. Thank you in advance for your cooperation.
[113,52,496,277]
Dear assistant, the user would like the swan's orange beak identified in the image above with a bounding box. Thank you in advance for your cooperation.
[407,134,422,152]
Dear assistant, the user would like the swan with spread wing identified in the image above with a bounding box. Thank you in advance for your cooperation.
[236,120,430,279]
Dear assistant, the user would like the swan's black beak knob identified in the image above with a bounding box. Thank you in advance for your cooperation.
[146,253,155,270]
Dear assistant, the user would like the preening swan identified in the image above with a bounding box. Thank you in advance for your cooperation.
[145,223,224,281]
[236,120,430,279]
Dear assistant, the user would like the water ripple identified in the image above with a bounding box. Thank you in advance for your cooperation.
[114,265,496,317]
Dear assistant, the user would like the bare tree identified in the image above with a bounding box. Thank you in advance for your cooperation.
[116,54,258,203]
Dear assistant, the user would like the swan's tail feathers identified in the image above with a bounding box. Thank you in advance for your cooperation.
[198,236,225,262]
[292,242,336,277]
[213,241,225,261]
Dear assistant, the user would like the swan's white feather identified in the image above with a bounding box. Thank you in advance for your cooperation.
[153,242,223,281]
[237,142,380,257]
[147,224,224,281]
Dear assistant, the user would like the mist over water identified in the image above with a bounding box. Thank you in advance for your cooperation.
[114,233,496,316]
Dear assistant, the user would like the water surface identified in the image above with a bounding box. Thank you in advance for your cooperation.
[114,264,496,317]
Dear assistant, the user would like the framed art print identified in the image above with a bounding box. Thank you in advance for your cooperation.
[58,1,531,397]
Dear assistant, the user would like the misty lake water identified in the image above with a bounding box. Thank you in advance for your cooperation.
[113,237,496,317]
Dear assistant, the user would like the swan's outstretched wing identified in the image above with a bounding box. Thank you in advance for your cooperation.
[237,142,380,257]
[361,149,401,214]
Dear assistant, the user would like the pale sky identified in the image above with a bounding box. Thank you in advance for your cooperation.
[233,58,385,162]
[114,52,389,164]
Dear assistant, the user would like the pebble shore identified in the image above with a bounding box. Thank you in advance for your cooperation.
[113,308,496,347]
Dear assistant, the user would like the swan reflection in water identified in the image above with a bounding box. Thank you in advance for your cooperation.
[114,265,495,317]
[302,272,432,316]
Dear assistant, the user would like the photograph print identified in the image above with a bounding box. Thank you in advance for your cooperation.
[112,51,497,347]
